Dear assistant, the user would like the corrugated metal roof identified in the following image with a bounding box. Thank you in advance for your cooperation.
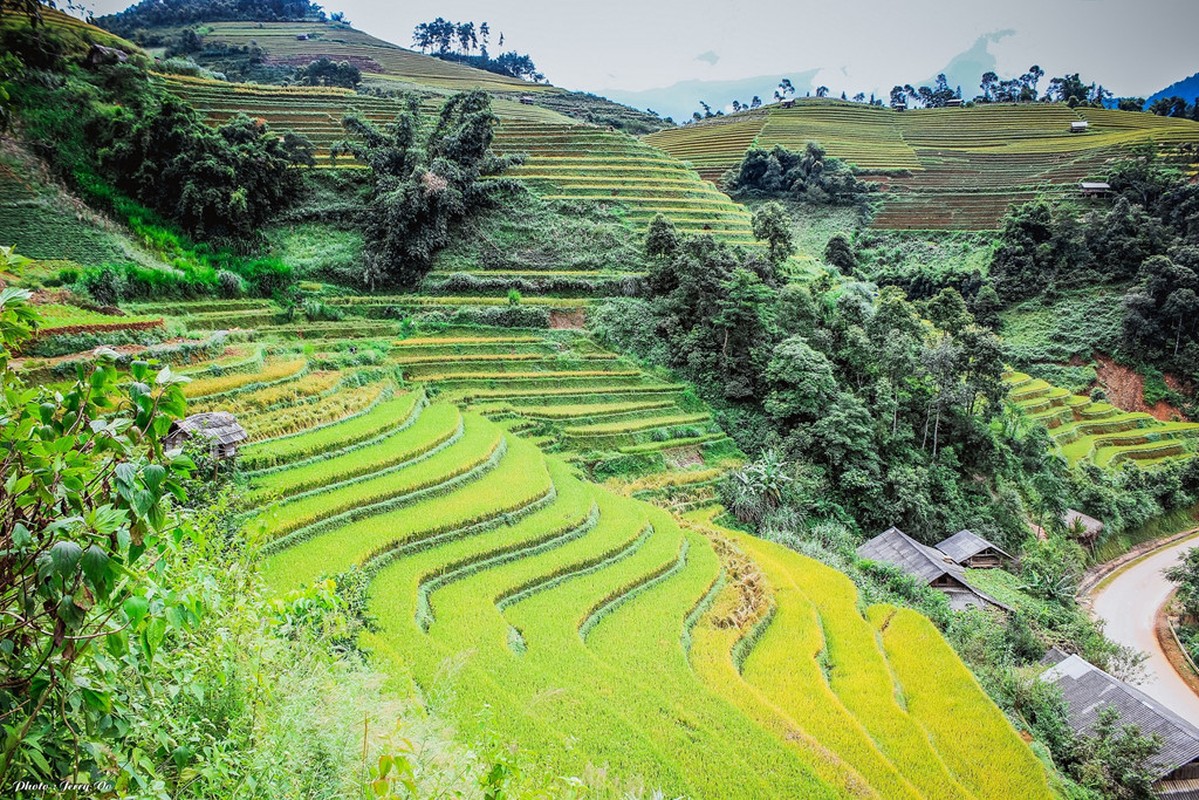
[936,529,1013,564]
[1041,654,1199,779]
[858,527,957,584]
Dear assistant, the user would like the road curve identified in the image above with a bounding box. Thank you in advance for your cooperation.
[1090,532,1199,722]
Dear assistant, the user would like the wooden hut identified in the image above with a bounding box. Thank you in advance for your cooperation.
[1040,650,1199,799]
[1079,181,1111,197]
[1070,120,1090,133]
[780,99,796,109]
[857,527,1009,612]
[935,529,1013,569]
[892,101,907,112]
[519,95,536,106]
[945,98,963,108]
[1063,509,1104,543]
[165,412,247,460]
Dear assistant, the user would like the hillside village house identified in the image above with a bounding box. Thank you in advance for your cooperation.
[165,412,248,460]
[1040,650,1199,800]
[857,527,1010,611]
[935,529,1013,569]
[1079,181,1112,197]
[1070,120,1090,133]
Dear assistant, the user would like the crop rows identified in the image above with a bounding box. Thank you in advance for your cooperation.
[144,319,1053,796]
[644,99,1199,230]
[196,22,548,93]
[1005,371,1199,467]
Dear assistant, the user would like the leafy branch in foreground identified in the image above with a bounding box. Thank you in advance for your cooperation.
[0,285,195,784]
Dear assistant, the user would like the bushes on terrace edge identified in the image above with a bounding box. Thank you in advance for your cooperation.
[723,142,875,208]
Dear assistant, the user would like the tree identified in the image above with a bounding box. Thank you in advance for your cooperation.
[333,90,521,288]
[645,213,680,260]
[1165,547,1199,619]
[294,57,361,88]
[980,71,998,102]
[815,85,829,98]
[824,233,856,273]
[1149,96,1189,118]
[1118,97,1146,112]
[764,335,838,424]
[1071,707,1163,800]
[751,202,795,265]
[725,142,873,207]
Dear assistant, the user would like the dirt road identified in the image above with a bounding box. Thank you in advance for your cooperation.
[1090,532,1199,721]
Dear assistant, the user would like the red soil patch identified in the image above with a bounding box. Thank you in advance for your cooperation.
[549,308,586,330]
[1094,354,1188,422]
[663,445,704,469]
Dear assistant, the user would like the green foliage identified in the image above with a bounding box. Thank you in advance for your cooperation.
[96,0,324,36]
[1070,707,1163,800]
[335,90,522,289]
[1165,546,1199,619]
[0,289,195,784]
[294,56,361,88]
[724,142,874,207]
[1121,252,1199,380]
[750,201,795,266]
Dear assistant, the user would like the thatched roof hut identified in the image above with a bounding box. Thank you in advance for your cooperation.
[165,412,247,459]
[1063,509,1104,542]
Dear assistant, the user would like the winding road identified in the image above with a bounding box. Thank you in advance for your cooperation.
[1090,532,1199,722]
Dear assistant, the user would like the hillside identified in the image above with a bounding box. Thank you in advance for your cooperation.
[646,99,1199,229]
[4,4,1199,797]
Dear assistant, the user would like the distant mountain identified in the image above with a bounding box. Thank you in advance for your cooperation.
[916,30,1013,102]
[1147,71,1199,106]
[602,70,820,122]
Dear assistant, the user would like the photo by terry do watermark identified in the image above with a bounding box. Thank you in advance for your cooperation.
[11,779,116,796]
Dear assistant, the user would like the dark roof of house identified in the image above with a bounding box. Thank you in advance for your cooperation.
[936,529,1013,564]
[858,527,1014,612]
[858,526,958,584]
[1040,653,1199,778]
[169,412,247,447]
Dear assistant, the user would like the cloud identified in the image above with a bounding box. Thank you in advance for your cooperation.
[695,50,720,66]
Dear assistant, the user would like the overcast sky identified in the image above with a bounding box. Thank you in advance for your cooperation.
[84,0,1198,98]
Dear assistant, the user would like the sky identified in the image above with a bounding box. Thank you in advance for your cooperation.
[84,0,1199,106]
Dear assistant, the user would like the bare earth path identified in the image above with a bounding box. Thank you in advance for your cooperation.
[1090,532,1199,722]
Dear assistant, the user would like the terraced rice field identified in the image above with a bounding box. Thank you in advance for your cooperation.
[29,303,163,336]
[492,121,758,244]
[189,21,550,93]
[160,75,570,162]
[645,99,1199,230]
[69,305,1049,796]
[160,75,758,249]
[1005,372,1199,467]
